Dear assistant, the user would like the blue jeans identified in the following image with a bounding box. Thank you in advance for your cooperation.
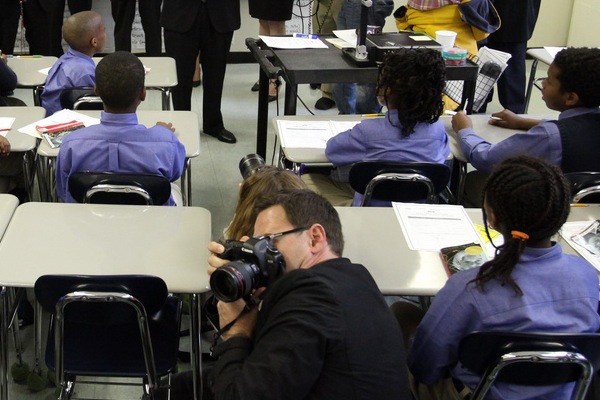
[333,0,394,114]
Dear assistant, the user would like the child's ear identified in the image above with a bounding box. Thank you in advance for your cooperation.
[139,87,147,102]
[564,91,580,107]
[93,85,99,96]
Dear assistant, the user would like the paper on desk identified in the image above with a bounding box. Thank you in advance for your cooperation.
[277,120,359,149]
[259,35,328,49]
[333,29,357,46]
[0,117,15,137]
[38,67,51,76]
[326,38,354,49]
[560,221,600,272]
[477,46,511,73]
[393,203,487,253]
[18,109,100,139]
[543,46,565,59]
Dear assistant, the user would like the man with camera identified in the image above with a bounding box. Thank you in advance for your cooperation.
[194,189,410,400]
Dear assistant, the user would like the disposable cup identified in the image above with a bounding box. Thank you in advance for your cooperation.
[435,30,457,50]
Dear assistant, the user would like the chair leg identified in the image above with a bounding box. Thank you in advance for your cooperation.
[59,378,75,400]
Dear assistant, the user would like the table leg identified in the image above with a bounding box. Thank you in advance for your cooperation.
[463,79,476,115]
[181,158,192,206]
[256,69,270,159]
[524,59,539,114]
[190,294,203,400]
[283,84,297,116]
[0,287,9,400]
[161,89,171,111]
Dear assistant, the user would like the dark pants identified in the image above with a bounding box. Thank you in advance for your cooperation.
[111,0,163,56]
[163,3,233,134]
[0,0,21,54]
[486,41,528,114]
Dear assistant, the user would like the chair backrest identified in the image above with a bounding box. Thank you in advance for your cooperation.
[348,161,451,206]
[59,86,103,110]
[68,171,171,205]
[565,172,600,203]
[459,331,600,400]
[34,274,181,391]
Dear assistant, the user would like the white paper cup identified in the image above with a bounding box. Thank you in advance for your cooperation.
[435,30,457,50]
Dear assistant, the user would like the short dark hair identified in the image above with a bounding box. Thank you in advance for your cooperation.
[95,51,145,109]
[254,189,344,256]
[377,48,446,137]
[474,156,571,295]
[553,47,600,107]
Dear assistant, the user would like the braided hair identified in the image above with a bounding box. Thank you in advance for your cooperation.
[473,156,571,295]
[376,48,446,138]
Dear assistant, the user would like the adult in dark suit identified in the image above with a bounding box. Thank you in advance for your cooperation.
[161,0,240,144]
[486,0,541,114]
[0,0,21,55]
[111,0,163,56]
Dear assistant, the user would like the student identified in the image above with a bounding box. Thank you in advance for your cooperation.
[55,51,185,206]
[452,47,600,206]
[403,156,600,399]
[41,11,106,116]
[303,48,450,206]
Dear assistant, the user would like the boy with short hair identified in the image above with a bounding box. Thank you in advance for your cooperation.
[55,51,186,206]
[452,47,600,206]
[41,11,106,116]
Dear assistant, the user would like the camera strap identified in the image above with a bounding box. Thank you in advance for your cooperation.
[209,298,259,357]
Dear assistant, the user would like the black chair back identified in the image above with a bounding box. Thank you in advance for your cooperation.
[59,87,103,110]
[565,172,600,203]
[68,171,171,205]
[348,161,451,206]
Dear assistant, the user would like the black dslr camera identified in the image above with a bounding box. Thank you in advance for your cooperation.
[210,237,286,302]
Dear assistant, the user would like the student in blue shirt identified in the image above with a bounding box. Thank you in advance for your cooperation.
[403,156,600,399]
[41,11,106,116]
[303,48,450,206]
[452,47,600,206]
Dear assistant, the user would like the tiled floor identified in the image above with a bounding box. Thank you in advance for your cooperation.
[7,58,553,399]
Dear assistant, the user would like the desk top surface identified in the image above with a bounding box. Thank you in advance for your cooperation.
[37,110,200,158]
[0,106,45,152]
[338,205,600,296]
[0,202,211,293]
[7,56,57,87]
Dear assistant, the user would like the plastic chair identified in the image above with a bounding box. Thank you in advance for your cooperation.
[59,87,103,110]
[565,172,600,204]
[34,274,181,400]
[348,161,452,206]
[459,331,600,400]
[68,171,172,205]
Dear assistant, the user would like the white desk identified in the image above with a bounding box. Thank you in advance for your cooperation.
[6,57,56,88]
[0,107,46,201]
[338,205,600,296]
[0,202,211,400]
[0,194,18,239]
[94,57,178,110]
[36,110,200,205]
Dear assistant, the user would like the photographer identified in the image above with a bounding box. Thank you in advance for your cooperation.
[171,190,410,400]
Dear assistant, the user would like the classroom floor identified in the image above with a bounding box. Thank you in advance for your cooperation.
[7,58,553,400]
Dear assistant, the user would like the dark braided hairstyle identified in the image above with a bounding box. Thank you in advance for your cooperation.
[473,156,571,295]
[376,48,446,138]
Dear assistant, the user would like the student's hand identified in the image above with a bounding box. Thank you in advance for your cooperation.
[0,137,11,156]
[156,121,175,132]
[488,109,520,129]
[0,53,7,64]
[451,111,472,132]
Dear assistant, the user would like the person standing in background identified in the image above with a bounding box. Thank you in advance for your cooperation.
[485,0,541,114]
[111,0,163,56]
[161,0,240,144]
[0,0,21,55]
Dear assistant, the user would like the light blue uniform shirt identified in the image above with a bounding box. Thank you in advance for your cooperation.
[55,112,186,205]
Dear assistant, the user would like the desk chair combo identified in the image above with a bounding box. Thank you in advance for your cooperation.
[565,172,600,204]
[348,161,453,206]
[459,331,600,400]
[34,274,181,400]
[68,171,172,206]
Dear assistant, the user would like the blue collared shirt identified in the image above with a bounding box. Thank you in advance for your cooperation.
[409,243,600,399]
[55,112,186,205]
[41,47,96,116]
[457,107,600,174]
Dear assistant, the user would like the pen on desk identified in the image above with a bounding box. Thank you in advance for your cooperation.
[571,203,589,207]
[362,113,385,117]
[489,116,502,121]
[293,33,319,39]
[7,55,42,58]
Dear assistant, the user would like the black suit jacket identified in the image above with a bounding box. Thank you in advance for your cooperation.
[160,0,241,33]
[491,0,541,42]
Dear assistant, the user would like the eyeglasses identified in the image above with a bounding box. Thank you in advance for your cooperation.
[533,77,546,91]
[259,226,309,244]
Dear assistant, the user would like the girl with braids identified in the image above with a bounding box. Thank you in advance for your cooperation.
[302,48,450,206]
[404,156,600,399]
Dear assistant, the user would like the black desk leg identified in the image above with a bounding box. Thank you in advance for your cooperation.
[256,69,270,159]
[524,59,539,114]
[463,79,476,115]
[284,83,297,116]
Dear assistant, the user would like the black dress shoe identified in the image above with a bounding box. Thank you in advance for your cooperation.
[192,79,201,87]
[315,97,335,110]
[251,82,260,92]
[204,128,237,144]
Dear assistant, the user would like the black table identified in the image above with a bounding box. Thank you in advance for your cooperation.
[246,37,479,159]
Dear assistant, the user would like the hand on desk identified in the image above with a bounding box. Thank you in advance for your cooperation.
[156,121,175,132]
[0,137,11,156]
[488,109,541,131]
[451,111,473,132]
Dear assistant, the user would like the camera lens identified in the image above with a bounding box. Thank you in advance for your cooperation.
[239,154,266,180]
[210,261,261,302]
